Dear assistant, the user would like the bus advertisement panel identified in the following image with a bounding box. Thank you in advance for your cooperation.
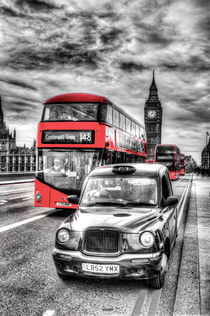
[154,144,180,180]
[35,93,147,209]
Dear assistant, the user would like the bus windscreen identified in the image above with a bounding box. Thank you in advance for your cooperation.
[36,149,100,192]
[42,103,99,121]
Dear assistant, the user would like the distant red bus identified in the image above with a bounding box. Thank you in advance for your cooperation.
[179,153,186,176]
[154,144,180,180]
[146,159,155,164]
[35,92,147,209]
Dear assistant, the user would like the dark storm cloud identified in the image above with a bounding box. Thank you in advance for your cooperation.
[134,21,174,47]
[146,31,172,46]
[0,5,23,17]
[16,0,61,11]
[0,77,37,90]
[160,57,210,72]
[198,17,210,40]
[9,100,37,109]
[2,13,124,71]
[118,61,148,72]
[6,44,101,70]
[193,0,210,8]
[0,0,60,17]
[170,100,210,124]
[100,28,123,45]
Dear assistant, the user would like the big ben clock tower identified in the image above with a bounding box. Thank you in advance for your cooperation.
[144,70,162,159]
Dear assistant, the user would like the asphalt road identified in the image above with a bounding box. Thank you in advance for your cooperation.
[0,176,191,316]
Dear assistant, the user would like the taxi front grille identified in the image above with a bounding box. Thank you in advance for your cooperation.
[84,229,120,254]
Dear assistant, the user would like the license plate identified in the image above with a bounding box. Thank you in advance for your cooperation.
[56,202,72,207]
[82,263,119,274]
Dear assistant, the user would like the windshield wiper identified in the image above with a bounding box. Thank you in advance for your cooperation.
[83,200,128,207]
[123,201,157,207]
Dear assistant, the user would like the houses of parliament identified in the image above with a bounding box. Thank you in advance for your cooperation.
[0,96,36,172]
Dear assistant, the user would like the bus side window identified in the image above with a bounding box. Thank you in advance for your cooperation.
[131,122,135,135]
[136,125,140,138]
[107,105,113,124]
[119,113,125,130]
[140,127,145,140]
[126,118,131,133]
[113,109,119,127]
[99,103,108,122]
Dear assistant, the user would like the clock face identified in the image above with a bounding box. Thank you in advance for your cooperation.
[147,110,157,118]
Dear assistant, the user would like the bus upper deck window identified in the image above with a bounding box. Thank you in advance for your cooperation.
[99,103,108,122]
[107,105,112,124]
[113,109,119,127]
[119,113,125,130]
[126,118,131,133]
[140,127,145,140]
[43,103,99,121]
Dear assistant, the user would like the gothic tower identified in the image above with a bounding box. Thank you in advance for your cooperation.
[0,95,5,130]
[144,70,162,159]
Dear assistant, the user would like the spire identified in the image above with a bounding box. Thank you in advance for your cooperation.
[0,95,4,123]
[146,70,160,104]
[149,69,158,91]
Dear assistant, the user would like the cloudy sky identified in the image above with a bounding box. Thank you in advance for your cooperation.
[0,0,210,163]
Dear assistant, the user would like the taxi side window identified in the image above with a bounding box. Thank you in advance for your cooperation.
[162,175,170,200]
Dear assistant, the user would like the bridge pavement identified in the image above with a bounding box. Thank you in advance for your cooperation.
[174,175,210,316]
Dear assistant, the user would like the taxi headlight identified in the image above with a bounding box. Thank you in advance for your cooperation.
[140,231,155,248]
[57,229,70,244]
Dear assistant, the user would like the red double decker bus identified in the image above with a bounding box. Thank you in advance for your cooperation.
[35,92,147,209]
[154,144,180,180]
[179,153,186,176]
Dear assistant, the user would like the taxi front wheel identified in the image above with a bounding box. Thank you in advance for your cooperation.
[150,272,165,289]
[57,272,71,280]
[150,253,168,289]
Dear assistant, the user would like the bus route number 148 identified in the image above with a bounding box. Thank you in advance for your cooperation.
[80,132,92,143]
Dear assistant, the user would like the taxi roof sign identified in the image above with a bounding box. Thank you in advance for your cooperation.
[112,165,136,175]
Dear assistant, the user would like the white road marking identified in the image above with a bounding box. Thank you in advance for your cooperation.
[21,196,33,201]
[177,182,191,228]
[147,289,162,315]
[0,200,7,205]
[0,179,34,185]
[131,288,148,316]
[140,289,154,315]
[42,310,56,316]
[8,194,33,201]
[0,188,33,194]
[173,175,186,187]
[0,213,49,233]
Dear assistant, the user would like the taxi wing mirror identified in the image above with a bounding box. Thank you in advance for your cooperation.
[164,196,178,207]
[67,195,79,204]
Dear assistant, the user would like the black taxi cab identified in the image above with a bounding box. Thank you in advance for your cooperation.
[52,163,178,288]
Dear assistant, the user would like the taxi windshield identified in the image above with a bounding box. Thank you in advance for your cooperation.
[80,176,158,207]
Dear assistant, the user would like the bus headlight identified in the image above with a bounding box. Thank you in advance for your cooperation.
[140,231,155,248]
[57,229,70,244]
[35,191,42,201]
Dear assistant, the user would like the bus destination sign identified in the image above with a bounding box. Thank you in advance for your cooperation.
[42,130,95,144]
